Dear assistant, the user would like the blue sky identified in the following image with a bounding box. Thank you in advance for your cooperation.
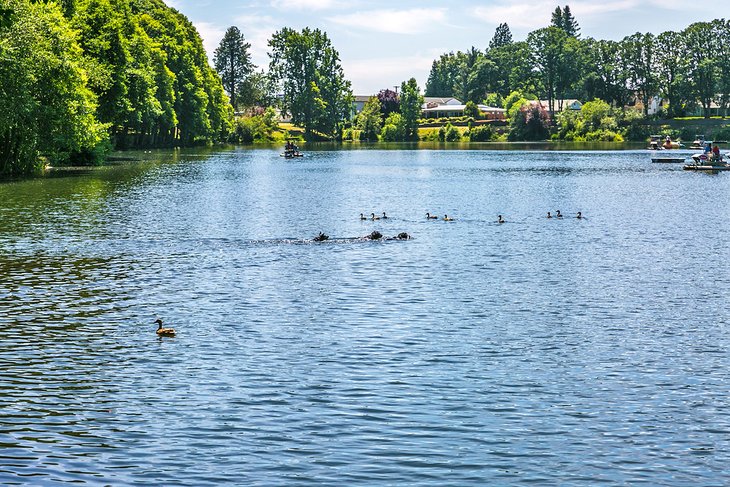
[164,0,727,95]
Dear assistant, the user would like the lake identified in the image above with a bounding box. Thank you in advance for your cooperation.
[1,147,729,485]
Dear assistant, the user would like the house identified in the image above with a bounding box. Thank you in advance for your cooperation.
[538,99,583,112]
[421,98,506,120]
[352,95,372,115]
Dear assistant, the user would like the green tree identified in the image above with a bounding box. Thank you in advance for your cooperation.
[621,32,658,117]
[528,26,568,117]
[0,0,106,175]
[355,96,382,141]
[214,26,254,111]
[489,23,512,50]
[551,5,580,37]
[399,78,423,141]
[268,27,352,139]
[655,31,690,117]
[380,112,405,141]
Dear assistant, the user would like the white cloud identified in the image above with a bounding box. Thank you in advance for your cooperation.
[328,8,448,35]
[234,15,280,70]
[193,21,226,64]
[343,53,437,94]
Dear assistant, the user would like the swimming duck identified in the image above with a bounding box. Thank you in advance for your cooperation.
[556,210,563,218]
[359,213,367,220]
[155,319,176,337]
[547,212,552,219]
[426,212,438,219]
[381,212,389,219]
[497,215,505,224]
[576,212,584,219]
[443,215,454,221]
[370,213,381,220]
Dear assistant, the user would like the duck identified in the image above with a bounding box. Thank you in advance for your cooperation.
[547,212,552,219]
[359,213,367,220]
[426,212,438,219]
[443,215,454,221]
[556,210,563,218]
[576,212,585,219]
[155,319,176,337]
[497,215,505,224]
[381,212,389,219]
[370,212,381,220]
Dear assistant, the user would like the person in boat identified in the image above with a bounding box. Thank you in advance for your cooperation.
[712,143,721,162]
[663,136,673,150]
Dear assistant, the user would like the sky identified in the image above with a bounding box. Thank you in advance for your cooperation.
[164,0,727,95]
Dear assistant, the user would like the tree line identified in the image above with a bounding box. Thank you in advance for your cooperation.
[425,8,730,120]
[1,0,230,176]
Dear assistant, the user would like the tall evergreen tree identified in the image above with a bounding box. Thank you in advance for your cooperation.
[213,26,254,111]
[551,5,580,37]
[489,23,513,50]
[399,78,423,140]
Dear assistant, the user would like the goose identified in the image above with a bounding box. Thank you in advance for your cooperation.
[381,212,389,219]
[426,212,438,219]
[547,212,552,219]
[556,210,563,218]
[443,215,454,221]
[576,212,584,219]
[370,213,381,220]
[155,319,175,337]
[498,215,505,224]
[359,213,367,220]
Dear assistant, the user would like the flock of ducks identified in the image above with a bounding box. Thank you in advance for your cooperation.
[157,209,586,336]
[361,210,586,224]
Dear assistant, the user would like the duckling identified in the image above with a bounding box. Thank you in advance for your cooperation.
[381,212,389,219]
[443,215,454,221]
[498,215,505,224]
[155,319,176,337]
[547,211,552,219]
[370,212,381,220]
[359,213,367,220]
[426,212,438,219]
[556,210,563,218]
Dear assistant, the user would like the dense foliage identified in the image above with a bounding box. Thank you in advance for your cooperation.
[214,26,254,111]
[268,27,352,140]
[425,13,730,123]
[1,0,231,175]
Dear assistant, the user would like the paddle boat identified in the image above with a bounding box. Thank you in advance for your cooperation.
[684,141,730,171]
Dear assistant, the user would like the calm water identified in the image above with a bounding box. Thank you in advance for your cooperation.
[1,148,729,486]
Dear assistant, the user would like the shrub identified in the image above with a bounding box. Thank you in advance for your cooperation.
[468,125,494,142]
[439,123,461,142]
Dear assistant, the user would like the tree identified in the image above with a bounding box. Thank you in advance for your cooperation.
[399,78,423,140]
[0,0,106,175]
[376,89,399,120]
[527,27,568,117]
[621,32,658,117]
[552,5,580,37]
[509,101,551,141]
[489,23,512,50]
[268,27,353,139]
[355,96,382,141]
[580,39,631,108]
[655,31,690,117]
[214,26,254,111]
